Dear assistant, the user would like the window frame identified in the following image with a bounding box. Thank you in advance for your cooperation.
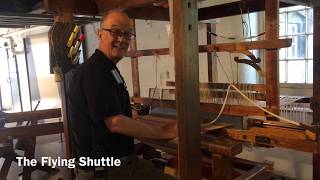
[279,6,313,84]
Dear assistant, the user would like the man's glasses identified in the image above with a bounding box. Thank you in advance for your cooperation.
[102,28,136,40]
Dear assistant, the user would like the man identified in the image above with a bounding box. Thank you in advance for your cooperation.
[68,9,177,180]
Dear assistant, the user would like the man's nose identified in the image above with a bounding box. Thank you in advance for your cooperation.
[117,34,126,42]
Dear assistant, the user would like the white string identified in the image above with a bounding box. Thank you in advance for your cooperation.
[201,83,300,128]
[201,85,231,128]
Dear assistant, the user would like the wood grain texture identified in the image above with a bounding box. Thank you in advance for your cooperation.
[130,20,141,97]
[313,6,320,180]
[225,127,318,153]
[265,0,280,115]
[125,39,292,57]
[0,108,61,123]
[0,122,63,140]
[132,97,269,116]
[173,0,201,179]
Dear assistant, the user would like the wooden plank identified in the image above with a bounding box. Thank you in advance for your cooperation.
[0,109,61,123]
[166,81,266,92]
[126,6,169,21]
[45,0,299,20]
[132,97,269,116]
[206,23,215,82]
[265,0,280,115]
[0,122,63,140]
[130,19,141,97]
[198,0,298,21]
[225,127,319,153]
[173,0,201,179]
[313,5,320,180]
[125,39,292,57]
[280,0,308,5]
[95,0,162,13]
[212,154,232,180]
[141,134,242,157]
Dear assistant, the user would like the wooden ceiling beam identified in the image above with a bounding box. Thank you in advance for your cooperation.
[95,0,164,14]
[198,0,295,21]
[44,0,304,21]
[126,6,169,21]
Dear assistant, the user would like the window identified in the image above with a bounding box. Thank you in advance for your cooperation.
[279,5,313,84]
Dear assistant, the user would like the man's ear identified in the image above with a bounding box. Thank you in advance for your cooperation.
[98,29,102,39]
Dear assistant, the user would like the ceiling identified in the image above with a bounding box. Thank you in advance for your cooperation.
[0,0,99,28]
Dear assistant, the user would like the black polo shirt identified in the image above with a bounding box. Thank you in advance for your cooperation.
[68,49,134,160]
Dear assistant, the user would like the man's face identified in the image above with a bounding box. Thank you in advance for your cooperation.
[98,12,133,63]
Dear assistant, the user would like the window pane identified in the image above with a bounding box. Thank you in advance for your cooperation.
[287,61,306,83]
[280,7,287,13]
[288,10,306,35]
[307,9,313,33]
[280,47,286,59]
[307,60,313,83]
[287,35,306,59]
[280,13,286,36]
[307,35,313,59]
[280,61,286,83]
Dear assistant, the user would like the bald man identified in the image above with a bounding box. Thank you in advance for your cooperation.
[68,10,177,180]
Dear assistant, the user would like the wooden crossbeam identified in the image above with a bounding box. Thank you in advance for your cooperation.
[132,97,269,116]
[45,0,302,21]
[95,0,163,13]
[198,0,301,20]
[0,122,63,140]
[166,81,266,92]
[225,127,319,153]
[0,109,61,123]
[125,39,292,57]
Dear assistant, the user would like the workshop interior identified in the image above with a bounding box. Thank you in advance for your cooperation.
[0,0,319,179]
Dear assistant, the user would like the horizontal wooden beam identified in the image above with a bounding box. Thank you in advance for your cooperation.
[125,39,292,57]
[0,108,61,123]
[126,6,169,21]
[44,0,299,21]
[132,97,269,116]
[166,82,266,92]
[198,0,296,21]
[279,0,308,6]
[95,0,162,13]
[225,127,319,153]
[0,122,63,140]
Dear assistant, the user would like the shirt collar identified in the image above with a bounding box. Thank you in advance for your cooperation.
[94,49,117,68]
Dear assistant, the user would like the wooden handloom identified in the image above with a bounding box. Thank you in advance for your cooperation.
[0,108,63,180]
[43,0,320,179]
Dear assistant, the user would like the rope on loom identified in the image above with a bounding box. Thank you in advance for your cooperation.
[201,83,300,128]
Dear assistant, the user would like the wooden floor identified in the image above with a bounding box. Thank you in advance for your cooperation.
[0,134,68,180]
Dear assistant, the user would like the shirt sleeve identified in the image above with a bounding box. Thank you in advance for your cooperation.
[82,64,122,125]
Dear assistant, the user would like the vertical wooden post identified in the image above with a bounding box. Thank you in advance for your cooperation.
[312,5,320,180]
[212,154,232,180]
[53,12,74,180]
[173,0,201,179]
[130,19,141,97]
[265,0,280,115]
[206,23,217,83]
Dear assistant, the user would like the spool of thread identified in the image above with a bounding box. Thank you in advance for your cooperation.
[67,25,80,47]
